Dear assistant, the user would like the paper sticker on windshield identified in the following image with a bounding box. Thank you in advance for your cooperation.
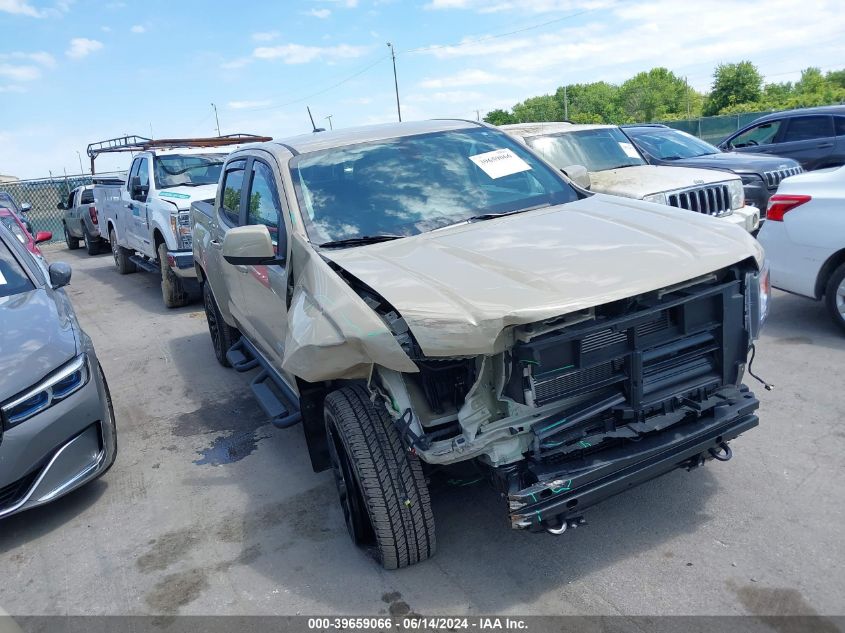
[619,142,640,159]
[469,149,532,179]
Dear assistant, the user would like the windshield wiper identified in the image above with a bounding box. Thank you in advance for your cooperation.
[318,234,405,249]
[434,203,552,231]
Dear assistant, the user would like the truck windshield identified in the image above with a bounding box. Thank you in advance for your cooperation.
[527,127,647,172]
[0,236,34,298]
[290,127,577,246]
[154,154,224,189]
[629,128,721,160]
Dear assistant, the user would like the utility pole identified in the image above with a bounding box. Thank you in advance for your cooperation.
[386,42,401,122]
[76,151,85,175]
[325,114,333,130]
[474,109,481,121]
[211,103,221,137]
[684,76,691,119]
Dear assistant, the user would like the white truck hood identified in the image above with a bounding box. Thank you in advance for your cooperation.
[589,164,740,199]
[157,184,218,210]
[324,193,762,357]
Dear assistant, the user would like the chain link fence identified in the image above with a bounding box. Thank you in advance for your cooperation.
[0,171,124,243]
[655,111,776,145]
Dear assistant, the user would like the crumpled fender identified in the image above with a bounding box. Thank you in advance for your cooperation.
[281,234,418,382]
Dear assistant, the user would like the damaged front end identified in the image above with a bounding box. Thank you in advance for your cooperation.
[369,261,763,533]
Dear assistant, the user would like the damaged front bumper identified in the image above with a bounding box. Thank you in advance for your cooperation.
[508,384,759,531]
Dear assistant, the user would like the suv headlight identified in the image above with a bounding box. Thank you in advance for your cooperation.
[643,192,667,205]
[1,354,89,428]
[745,263,771,341]
[727,179,745,210]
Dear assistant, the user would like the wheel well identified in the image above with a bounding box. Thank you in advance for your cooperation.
[815,249,845,299]
[153,229,165,255]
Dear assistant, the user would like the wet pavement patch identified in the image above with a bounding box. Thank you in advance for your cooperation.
[194,429,271,466]
[173,394,266,437]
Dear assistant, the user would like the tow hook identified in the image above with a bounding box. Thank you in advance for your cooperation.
[708,441,733,462]
[545,516,586,535]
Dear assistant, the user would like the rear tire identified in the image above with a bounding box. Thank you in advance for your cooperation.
[64,224,80,250]
[824,262,845,333]
[325,384,436,569]
[110,228,137,275]
[202,281,239,367]
[158,243,188,308]
[83,229,101,255]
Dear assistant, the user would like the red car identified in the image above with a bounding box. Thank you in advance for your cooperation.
[0,207,51,257]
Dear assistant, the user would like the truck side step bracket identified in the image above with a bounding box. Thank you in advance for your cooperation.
[250,370,302,428]
[226,339,259,372]
[128,255,159,274]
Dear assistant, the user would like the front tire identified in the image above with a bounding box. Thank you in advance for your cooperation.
[64,224,80,250]
[158,243,188,308]
[110,228,137,275]
[325,385,436,569]
[824,262,845,333]
[202,281,239,367]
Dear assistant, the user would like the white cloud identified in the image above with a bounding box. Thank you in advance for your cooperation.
[251,30,280,42]
[253,43,368,64]
[406,90,484,104]
[306,8,331,17]
[221,56,252,70]
[0,51,56,68]
[66,38,103,59]
[0,0,43,17]
[419,69,501,89]
[228,99,271,109]
[0,84,28,93]
[424,0,612,12]
[315,0,358,7]
[130,24,145,33]
[0,63,41,81]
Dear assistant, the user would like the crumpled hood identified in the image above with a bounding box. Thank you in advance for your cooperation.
[324,194,762,357]
[157,184,218,210]
[669,152,801,175]
[589,164,740,199]
[0,288,77,400]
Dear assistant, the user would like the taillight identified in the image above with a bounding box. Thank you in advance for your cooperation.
[88,205,98,224]
[766,194,811,221]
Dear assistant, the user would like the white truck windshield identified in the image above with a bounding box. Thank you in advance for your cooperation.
[154,154,225,189]
[290,127,578,246]
[528,128,647,172]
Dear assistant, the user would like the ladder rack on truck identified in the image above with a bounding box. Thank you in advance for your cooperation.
[86,133,272,174]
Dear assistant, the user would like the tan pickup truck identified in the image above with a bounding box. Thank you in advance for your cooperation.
[192,119,769,569]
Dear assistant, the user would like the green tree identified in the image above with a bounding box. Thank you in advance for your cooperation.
[556,81,621,123]
[703,61,763,115]
[826,69,845,89]
[617,68,693,122]
[795,67,826,94]
[511,94,563,122]
[483,108,517,125]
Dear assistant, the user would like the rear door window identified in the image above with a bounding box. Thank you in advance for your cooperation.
[220,160,247,226]
[80,189,94,204]
[781,116,834,142]
[0,238,34,298]
[834,117,845,137]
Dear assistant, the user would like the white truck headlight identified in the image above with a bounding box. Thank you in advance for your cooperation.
[643,192,667,205]
[727,179,745,210]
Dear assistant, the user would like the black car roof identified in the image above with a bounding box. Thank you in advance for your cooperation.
[751,105,845,123]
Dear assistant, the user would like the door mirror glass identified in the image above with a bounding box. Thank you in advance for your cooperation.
[130,176,149,201]
[222,225,279,265]
[48,262,72,288]
[561,164,591,190]
[35,231,52,243]
[20,203,31,213]
[56,201,66,210]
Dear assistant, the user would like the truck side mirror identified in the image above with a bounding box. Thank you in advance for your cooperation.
[35,231,52,243]
[20,203,31,213]
[222,224,284,266]
[56,201,66,210]
[562,164,591,190]
[130,176,149,201]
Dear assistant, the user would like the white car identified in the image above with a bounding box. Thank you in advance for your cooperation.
[757,166,845,332]
[501,122,760,232]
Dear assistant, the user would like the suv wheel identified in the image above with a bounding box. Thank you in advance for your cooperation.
[824,262,845,333]
[64,224,80,250]
[110,228,137,275]
[202,281,239,367]
[325,384,436,569]
[158,243,188,308]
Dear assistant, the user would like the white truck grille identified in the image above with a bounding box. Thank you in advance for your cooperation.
[667,184,731,217]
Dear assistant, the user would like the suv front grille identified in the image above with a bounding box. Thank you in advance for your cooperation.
[667,184,731,217]
[763,166,803,189]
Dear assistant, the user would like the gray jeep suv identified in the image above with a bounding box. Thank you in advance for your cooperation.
[0,223,117,519]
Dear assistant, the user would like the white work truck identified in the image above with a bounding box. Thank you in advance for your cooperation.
[88,134,270,307]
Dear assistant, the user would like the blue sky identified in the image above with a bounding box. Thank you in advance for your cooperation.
[1,0,843,178]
